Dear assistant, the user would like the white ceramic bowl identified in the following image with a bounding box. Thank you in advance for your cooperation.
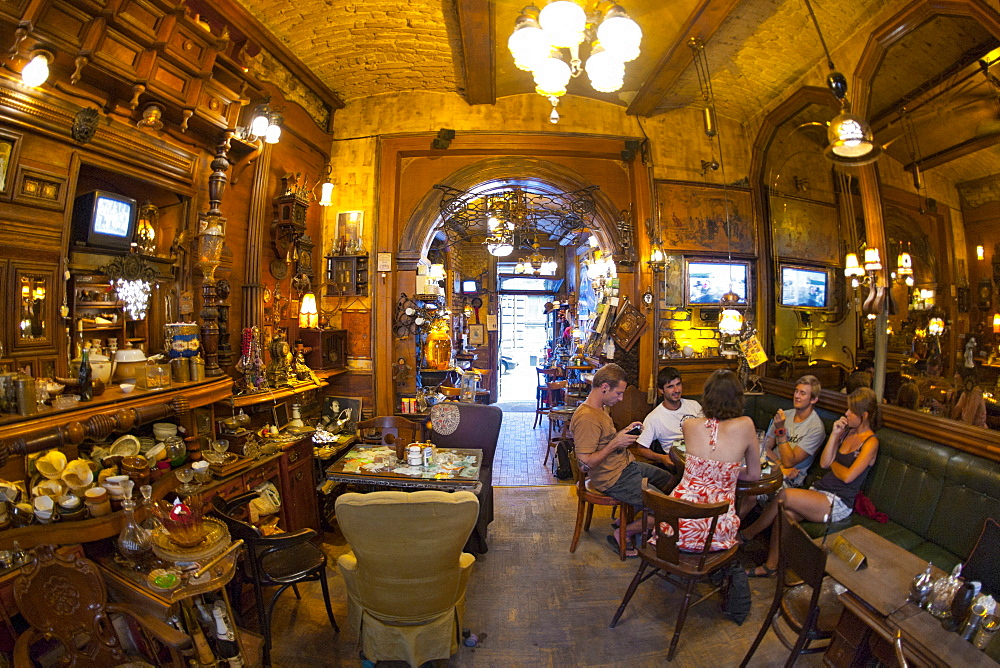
[119,381,136,393]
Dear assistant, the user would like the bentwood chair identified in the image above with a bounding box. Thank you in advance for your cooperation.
[569,451,634,561]
[610,480,739,660]
[212,493,339,666]
[740,499,843,666]
[544,380,570,464]
[357,415,425,460]
[534,367,564,428]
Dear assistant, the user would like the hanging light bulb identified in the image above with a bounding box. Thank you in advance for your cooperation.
[719,309,744,336]
[21,50,53,87]
[549,99,560,124]
[993,312,1000,334]
[597,5,642,62]
[538,1,586,49]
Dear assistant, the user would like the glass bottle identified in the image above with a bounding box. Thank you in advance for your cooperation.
[138,484,161,532]
[78,346,93,401]
[117,480,152,559]
[164,435,187,468]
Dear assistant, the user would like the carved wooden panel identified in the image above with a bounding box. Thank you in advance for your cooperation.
[114,0,169,42]
[12,166,67,211]
[148,56,200,104]
[39,1,90,48]
[164,21,216,74]
[92,28,145,77]
[342,310,371,359]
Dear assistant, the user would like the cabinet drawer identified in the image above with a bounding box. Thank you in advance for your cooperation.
[244,458,280,489]
[210,476,245,501]
[284,439,312,467]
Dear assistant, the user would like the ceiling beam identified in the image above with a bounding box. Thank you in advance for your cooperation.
[456,0,495,105]
[907,131,1000,172]
[627,0,743,117]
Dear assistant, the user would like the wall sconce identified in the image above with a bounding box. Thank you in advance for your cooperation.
[927,316,945,337]
[238,102,282,144]
[134,202,158,255]
[844,253,865,288]
[895,246,913,287]
[299,292,318,329]
[318,162,334,207]
[993,312,1000,334]
[136,103,164,131]
[977,245,985,261]
[647,245,665,273]
[21,49,53,87]
[845,246,886,315]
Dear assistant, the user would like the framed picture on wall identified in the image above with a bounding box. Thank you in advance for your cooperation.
[468,323,486,346]
[655,181,755,254]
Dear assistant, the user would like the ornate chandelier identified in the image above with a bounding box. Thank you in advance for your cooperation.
[508,2,642,123]
[435,184,597,257]
[515,241,558,275]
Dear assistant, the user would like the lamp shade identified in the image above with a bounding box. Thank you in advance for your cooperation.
[264,122,281,144]
[844,252,865,277]
[586,44,625,93]
[597,9,642,62]
[977,245,985,261]
[487,241,513,257]
[319,181,334,207]
[928,317,945,336]
[533,56,571,97]
[719,309,744,336]
[299,292,318,329]
[508,17,549,72]
[993,312,1000,334]
[21,51,51,87]
[825,110,881,165]
[250,107,271,137]
[538,1,586,48]
[863,247,882,272]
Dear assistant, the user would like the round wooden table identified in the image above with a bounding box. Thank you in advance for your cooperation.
[668,447,783,499]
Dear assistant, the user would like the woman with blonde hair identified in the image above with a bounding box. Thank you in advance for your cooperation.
[742,387,880,577]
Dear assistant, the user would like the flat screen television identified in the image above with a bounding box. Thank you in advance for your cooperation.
[686,260,749,306]
[780,265,829,308]
[70,190,138,251]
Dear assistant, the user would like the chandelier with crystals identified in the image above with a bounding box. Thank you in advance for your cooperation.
[434,183,598,256]
[100,254,156,321]
[508,2,642,123]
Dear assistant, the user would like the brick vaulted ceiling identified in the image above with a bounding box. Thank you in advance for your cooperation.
[235,0,1000,184]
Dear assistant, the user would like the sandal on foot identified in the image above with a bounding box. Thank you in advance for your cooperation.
[606,534,638,558]
[746,564,776,578]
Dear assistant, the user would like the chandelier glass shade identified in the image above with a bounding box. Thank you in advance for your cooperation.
[508,2,642,122]
[718,309,744,336]
[515,242,558,275]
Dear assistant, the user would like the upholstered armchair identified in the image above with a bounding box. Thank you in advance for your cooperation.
[335,490,479,667]
[428,401,502,554]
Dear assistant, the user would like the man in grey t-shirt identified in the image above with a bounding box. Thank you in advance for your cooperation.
[762,375,826,487]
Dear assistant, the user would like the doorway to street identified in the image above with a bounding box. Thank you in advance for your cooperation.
[498,294,551,404]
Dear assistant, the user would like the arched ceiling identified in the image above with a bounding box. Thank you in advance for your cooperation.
[231,0,1000,186]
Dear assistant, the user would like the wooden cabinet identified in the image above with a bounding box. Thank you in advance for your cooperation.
[325,254,369,297]
[72,277,148,357]
[280,437,320,533]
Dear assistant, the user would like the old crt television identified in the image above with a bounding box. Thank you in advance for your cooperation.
[71,190,138,251]
[780,265,829,309]
[686,260,749,306]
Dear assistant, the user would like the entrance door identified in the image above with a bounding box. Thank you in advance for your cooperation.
[498,293,551,403]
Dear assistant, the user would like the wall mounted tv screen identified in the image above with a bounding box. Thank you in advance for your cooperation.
[686,261,748,306]
[780,265,829,308]
[70,190,138,251]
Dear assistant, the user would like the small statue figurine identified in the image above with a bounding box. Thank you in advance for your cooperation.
[392,356,412,387]
[965,337,977,369]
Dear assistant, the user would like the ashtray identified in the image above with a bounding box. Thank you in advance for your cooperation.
[147,568,181,592]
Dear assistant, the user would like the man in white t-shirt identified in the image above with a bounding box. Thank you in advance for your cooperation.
[635,366,703,456]
[762,374,826,487]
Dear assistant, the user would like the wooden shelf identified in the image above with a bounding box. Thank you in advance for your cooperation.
[231,373,344,408]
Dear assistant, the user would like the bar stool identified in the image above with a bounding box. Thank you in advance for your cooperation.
[533,367,564,428]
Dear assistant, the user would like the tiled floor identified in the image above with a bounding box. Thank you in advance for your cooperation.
[494,409,572,487]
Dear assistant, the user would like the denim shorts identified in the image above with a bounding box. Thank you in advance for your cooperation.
[811,488,852,522]
[602,461,676,510]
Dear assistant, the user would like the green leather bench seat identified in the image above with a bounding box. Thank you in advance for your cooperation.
[743,393,1000,572]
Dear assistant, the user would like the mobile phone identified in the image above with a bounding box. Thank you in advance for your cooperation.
[627,426,642,435]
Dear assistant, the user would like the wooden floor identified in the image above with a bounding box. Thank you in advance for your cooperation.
[265,410,826,667]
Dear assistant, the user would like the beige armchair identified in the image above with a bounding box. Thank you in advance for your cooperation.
[336,490,479,666]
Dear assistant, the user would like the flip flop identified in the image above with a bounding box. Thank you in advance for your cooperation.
[746,564,776,578]
[606,534,638,558]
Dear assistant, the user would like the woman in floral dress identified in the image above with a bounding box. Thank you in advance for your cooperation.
[668,370,761,550]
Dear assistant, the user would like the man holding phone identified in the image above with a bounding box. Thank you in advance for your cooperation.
[571,363,675,555]
[635,366,703,456]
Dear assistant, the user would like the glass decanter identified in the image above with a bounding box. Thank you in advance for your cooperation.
[117,480,152,560]
[138,484,162,532]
